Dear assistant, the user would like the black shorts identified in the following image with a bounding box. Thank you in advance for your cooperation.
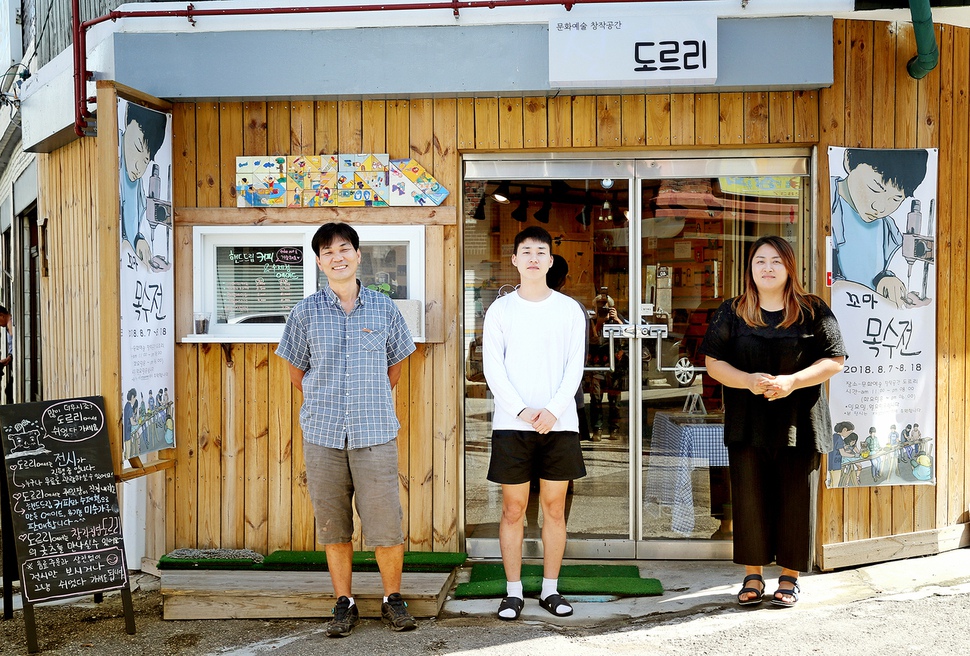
[487,430,587,485]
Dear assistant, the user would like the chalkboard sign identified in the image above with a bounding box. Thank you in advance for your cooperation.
[0,397,129,604]
[215,244,304,324]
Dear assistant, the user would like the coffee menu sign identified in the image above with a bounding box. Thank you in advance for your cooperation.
[0,397,129,603]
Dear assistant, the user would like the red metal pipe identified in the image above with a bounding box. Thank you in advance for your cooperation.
[73,0,89,135]
[72,0,674,136]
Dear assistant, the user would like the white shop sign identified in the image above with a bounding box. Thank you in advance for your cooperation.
[549,15,718,88]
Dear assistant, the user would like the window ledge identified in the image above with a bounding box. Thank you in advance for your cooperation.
[179,334,429,345]
[180,334,280,344]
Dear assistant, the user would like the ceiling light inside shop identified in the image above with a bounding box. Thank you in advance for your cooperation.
[511,193,529,223]
[576,183,592,226]
[533,196,552,223]
[611,192,625,226]
[642,215,686,239]
[551,180,572,200]
[474,198,487,221]
[599,199,612,222]
[492,181,511,204]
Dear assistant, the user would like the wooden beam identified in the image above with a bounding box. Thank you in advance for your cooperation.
[819,523,970,571]
[119,458,176,481]
[95,82,124,477]
[174,206,457,226]
[112,81,174,113]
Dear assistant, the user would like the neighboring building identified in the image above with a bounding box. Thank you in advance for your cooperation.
[0,0,130,403]
[10,1,970,573]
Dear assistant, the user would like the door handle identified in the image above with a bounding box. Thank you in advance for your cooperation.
[583,324,630,373]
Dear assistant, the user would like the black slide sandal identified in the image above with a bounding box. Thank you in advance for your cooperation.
[497,596,524,620]
[538,593,573,617]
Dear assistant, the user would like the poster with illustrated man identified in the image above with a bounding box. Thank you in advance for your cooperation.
[118,99,175,460]
[826,147,937,488]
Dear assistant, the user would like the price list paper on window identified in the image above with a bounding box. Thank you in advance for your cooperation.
[215,245,305,324]
[548,15,717,88]
[0,397,129,603]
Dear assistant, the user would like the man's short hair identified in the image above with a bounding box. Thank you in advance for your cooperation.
[0,306,8,315]
[844,148,928,198]
[513,226,553,254]
[312,222,360,255]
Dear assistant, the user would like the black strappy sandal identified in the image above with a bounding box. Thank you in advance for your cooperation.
[737,573,766,606]
[497,596,524,620]
[771,575,800,608]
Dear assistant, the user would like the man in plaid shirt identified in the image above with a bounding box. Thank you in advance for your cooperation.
[276,222,416,638]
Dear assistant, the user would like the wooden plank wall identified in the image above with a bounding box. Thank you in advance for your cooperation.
[170,100,461,556]
[36,138,102,401]
[817,20,970,551]
[166,91,818,551]
[36,19,967,562]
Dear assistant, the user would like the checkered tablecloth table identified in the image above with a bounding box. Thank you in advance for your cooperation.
[645,411,728,535]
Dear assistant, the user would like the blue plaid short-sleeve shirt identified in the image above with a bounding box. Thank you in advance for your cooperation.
[275,283,416,449]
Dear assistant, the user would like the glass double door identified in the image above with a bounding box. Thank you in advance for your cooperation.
[462,153,812,559]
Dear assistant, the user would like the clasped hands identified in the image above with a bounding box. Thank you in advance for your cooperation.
[518,407,558,434]
[750,373,795,401]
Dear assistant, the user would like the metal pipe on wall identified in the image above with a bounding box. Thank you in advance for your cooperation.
[907,0,938,80]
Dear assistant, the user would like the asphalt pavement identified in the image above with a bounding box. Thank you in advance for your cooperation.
[1,547,969,655]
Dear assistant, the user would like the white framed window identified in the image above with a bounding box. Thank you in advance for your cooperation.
[188,224,427,343]
[322,225,426,341]
[191,226,316,342]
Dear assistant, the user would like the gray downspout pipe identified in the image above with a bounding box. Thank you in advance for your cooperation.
[907,0,938,79]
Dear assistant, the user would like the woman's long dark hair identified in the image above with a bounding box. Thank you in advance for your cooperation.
[733,235,819,328]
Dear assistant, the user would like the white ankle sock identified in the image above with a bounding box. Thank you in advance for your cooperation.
[346,596,355,607]
[499,581,524,619]
[541,578,570,613]
[540,577,558,600]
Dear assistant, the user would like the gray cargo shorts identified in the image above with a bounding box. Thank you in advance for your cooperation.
[303,439,404,547]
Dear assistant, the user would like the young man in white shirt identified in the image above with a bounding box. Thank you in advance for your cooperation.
[482,226,587,620]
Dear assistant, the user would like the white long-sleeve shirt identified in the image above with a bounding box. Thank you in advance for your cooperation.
[482,290,587,432]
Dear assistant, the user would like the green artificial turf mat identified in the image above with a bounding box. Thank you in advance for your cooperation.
[455,562,661,599]
[467,562,641,583]
[454,575,663,599]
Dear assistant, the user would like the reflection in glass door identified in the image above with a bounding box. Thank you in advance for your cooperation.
[462,155,812,559]
[462,170,635,558]
[638,164,812,549]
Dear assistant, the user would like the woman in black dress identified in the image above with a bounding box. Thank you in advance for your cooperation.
[700,236,846,608]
